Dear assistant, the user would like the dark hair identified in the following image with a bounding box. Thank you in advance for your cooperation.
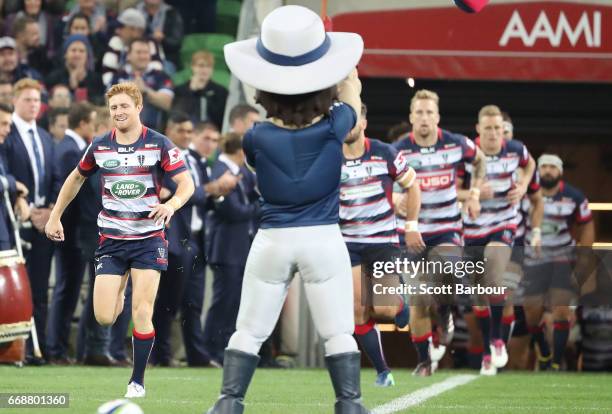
[68,101,94,129]
[386,121,411,144]
[48,107,69,127]
[360,102,367,118]
[501,111,512,124]
[255,86,337,127]
[127,37,149,53]
[228,104,258,126]
[221,132,242,155]
[12,16,37,37]
[168,111,191,125]
[0,102,13,114]
[67,12,91,32]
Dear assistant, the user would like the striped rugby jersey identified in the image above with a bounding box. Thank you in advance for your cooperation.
[525,180,592,263]
[463,137,530,241]
[393,129,477,237]
[77,127,187,239]
[340,138,411,244]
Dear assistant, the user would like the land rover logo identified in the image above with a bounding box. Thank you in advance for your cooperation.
[103,159,120,169]
[110,180,146,199]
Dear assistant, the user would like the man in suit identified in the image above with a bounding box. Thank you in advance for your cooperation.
[203,132,259,363]
[46,102,96,365]
[0,102,30,248]
[3,78,58,363]
[151,111,238,366]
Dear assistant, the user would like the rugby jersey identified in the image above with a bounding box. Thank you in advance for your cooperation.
[525,180,592,262]
[393,129,477,237]
[339,138,411,244]
[513,169,540,243]
[463,137,530,240]
[578,307,612,371]
[78,127,187,239]
[243,102,356,229]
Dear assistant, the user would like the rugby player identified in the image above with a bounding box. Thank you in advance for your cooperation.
[522,154,594,371]
[45,82,195,397]
[394,89,486,376]
[458,105,535,375]
[340,103,418,386]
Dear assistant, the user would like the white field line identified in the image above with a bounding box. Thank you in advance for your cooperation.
[372,374,478,414]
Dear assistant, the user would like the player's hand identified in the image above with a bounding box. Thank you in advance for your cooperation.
[465,197,481,220]
[479,182,494,200]
[215,171,241,196]
[405,231,425,254]
[148,203,175,226]
[31,207,51,233]
[45,217,64,242]
[507,182,527,205]
[15,181,28,197]
[530,227,542,257]
[14,197,30,222]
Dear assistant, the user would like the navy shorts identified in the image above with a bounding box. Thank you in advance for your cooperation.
[465,228,515,247]
[346,243,401,268]
[94,235,169,276]
[422,231,463,247]
[520,261,576,296]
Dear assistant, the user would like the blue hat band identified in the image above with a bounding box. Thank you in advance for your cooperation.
[256,35,331,67]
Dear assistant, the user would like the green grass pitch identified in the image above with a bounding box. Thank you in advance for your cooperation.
[1,366,611,413]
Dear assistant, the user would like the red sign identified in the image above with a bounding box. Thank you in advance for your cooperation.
[332,1,612,82]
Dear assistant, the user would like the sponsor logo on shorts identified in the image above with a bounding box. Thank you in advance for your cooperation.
[110,180,147,199]
[103,159,121,169]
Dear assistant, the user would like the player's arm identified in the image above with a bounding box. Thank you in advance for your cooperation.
[464,146,486,219]
[45,168,88,241]
[397,168,425,253]
[575,219,595,247]
[508,155,536,205]
[528,189,544,253]
[143,87,172,111]
[149,170,195,225]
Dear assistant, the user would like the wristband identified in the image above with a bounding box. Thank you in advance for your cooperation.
[531,227,541,235]
[469,188,480,200]
[405,220,419,232]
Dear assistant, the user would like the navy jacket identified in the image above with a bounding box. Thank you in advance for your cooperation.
[164,149,212,256]
[207,159,259,266]
[53,134,86,244]
[0,153,19,248]
[2,123,57,207]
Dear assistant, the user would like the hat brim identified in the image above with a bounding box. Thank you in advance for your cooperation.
[224,32,363,95]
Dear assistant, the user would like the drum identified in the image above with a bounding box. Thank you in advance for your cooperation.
[0,250,32,362]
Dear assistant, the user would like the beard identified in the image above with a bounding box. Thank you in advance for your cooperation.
[540,175,561,189]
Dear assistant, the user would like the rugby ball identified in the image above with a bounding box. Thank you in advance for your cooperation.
[454,0,489,13]
[97,399,144,414]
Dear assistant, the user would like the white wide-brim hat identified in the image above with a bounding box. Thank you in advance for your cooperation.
[224,5,363,95]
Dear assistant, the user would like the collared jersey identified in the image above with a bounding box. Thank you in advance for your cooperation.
[340,138,411,244]
[78,127,186,239]
[463,137,530,240]
[242,102,356,229]
[393,129,477,236]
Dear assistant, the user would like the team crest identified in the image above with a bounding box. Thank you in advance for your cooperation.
[158,247,166,258]
[168,147,182,165]
[137,154,145,167]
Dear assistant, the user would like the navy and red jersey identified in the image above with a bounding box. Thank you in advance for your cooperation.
[525,180,592,262]
[514,169,540,243]
[578,307,612,372]
[463,137,530,241]
[339,137,411,244]
[78,127,187,240]
[393,128,477,237]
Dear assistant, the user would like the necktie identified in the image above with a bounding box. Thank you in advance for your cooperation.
[28,129,45,186]
[184,154,200,187]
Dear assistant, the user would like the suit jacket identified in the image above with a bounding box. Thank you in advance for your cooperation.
[53,134,85,246]
[164,148,212,256]
[0,153,18,248]
[207,158,259,266]
[2,123,57,208]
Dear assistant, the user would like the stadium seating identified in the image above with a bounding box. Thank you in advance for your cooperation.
[216,0,242,36]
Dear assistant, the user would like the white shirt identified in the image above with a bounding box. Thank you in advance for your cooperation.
[182,149,203,233]
[64,129,87,151]
[12,112,46,206]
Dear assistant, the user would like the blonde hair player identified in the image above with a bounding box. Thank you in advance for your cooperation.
[207,5,369,414]
[45,81,194,398]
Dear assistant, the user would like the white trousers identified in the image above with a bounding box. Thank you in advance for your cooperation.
[227,224,358,356]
